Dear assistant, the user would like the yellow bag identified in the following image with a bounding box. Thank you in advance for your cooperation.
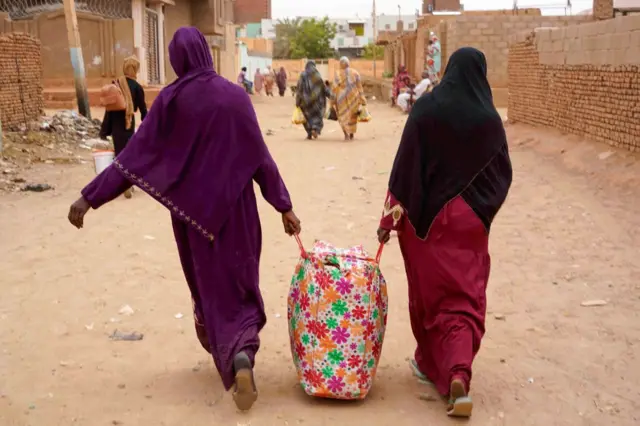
[292,107,306,125]
[358,106,372,123]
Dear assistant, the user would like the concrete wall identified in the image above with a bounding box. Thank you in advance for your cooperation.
[271,59,384,82]
[446,14,591,88]
[0,12,134,87]
[238,43,272,79]
[508,15,640,151]
[0,33,44,130]
[164,0,193,82]
[218,23,238,82]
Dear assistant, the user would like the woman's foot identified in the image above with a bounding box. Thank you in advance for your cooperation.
[124,189,132,199]
[409,359,433,385]
[447,378,473,418]
[311,130,318,139]
[349,133,354,140]
[232,351,258,411]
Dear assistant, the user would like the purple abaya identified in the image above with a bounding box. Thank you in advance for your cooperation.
[82,152,291,389]
[79,27,294,391]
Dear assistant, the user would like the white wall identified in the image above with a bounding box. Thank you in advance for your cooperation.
[238,43,273,78]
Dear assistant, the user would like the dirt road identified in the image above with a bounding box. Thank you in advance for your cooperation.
[1,95,639,425]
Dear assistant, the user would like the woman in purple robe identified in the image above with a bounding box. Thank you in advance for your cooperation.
[67,27,301,411]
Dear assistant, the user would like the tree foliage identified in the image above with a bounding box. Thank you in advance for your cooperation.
[274,17,336,59]
[362,43,384,60]
[273,17,301,59]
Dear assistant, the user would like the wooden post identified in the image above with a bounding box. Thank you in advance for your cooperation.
[372,0,377,78]
[0,116,3,154]
[62,0,91,119]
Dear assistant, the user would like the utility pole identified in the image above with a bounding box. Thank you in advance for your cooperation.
[372,0,377,78]
[62,0,91,118]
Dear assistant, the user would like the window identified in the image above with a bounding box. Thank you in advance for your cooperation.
[385,24,390,30]
[349,23,365,36]
[337,38,344,47]
[408,23,414,29]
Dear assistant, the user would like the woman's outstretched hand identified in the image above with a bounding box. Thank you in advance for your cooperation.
[377,227,391,244]
[68,197,91,229]
[282,210,301,236]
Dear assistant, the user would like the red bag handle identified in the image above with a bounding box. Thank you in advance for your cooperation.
[294,235,384,264]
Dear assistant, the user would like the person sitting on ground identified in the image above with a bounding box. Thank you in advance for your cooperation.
[237,67,253,94]
[397,71,432,113]
[377,47,512,418]
[68,26,301,412]
[391,65,411,106]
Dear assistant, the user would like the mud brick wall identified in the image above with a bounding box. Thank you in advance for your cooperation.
[446,15,590,88]
[594,0,614,20]
[508,15,640,152]
[0,33,44,131]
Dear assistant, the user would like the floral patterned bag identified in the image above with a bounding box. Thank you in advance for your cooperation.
[288,236,388,400]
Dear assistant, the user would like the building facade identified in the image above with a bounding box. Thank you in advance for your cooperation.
[0,0,238,86]
[249,14,418,58]
[234,0,271,25]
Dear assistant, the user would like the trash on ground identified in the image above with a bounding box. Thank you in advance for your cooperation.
[174,313,184,319]
[581,299,607,307]
[118,305,135,316]
[109,330,144,341]
[22,183,53,192]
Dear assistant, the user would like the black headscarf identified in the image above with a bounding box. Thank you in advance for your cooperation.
[388,47,511,239]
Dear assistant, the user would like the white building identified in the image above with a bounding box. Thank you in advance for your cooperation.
[258,14,418,57]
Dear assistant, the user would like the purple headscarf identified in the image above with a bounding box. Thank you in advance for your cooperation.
[113,27,268,241]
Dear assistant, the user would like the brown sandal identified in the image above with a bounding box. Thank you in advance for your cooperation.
[232,352,258,411]
[446,378,473,417]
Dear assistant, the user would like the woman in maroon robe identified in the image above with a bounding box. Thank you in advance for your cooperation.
[377,47,512,418]
[67,27,301,411]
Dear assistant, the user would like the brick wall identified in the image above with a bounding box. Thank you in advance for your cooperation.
[234,0,270,25]
[508,15,640,152]
[0,33,44,131]
[422,0,461,13]
[446,15,591,88]
[594,0,614,20]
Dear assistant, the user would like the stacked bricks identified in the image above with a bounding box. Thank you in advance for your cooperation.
[508,15,640,152]
[446,14,591,88]
[593,0,614,21]
[0,33,44,131]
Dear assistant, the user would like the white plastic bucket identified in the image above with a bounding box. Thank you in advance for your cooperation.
[92,150,115,175]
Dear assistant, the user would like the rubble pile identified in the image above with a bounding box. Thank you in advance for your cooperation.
[0,111,109,192]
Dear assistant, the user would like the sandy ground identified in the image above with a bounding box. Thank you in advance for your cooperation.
[1,95,640,426]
